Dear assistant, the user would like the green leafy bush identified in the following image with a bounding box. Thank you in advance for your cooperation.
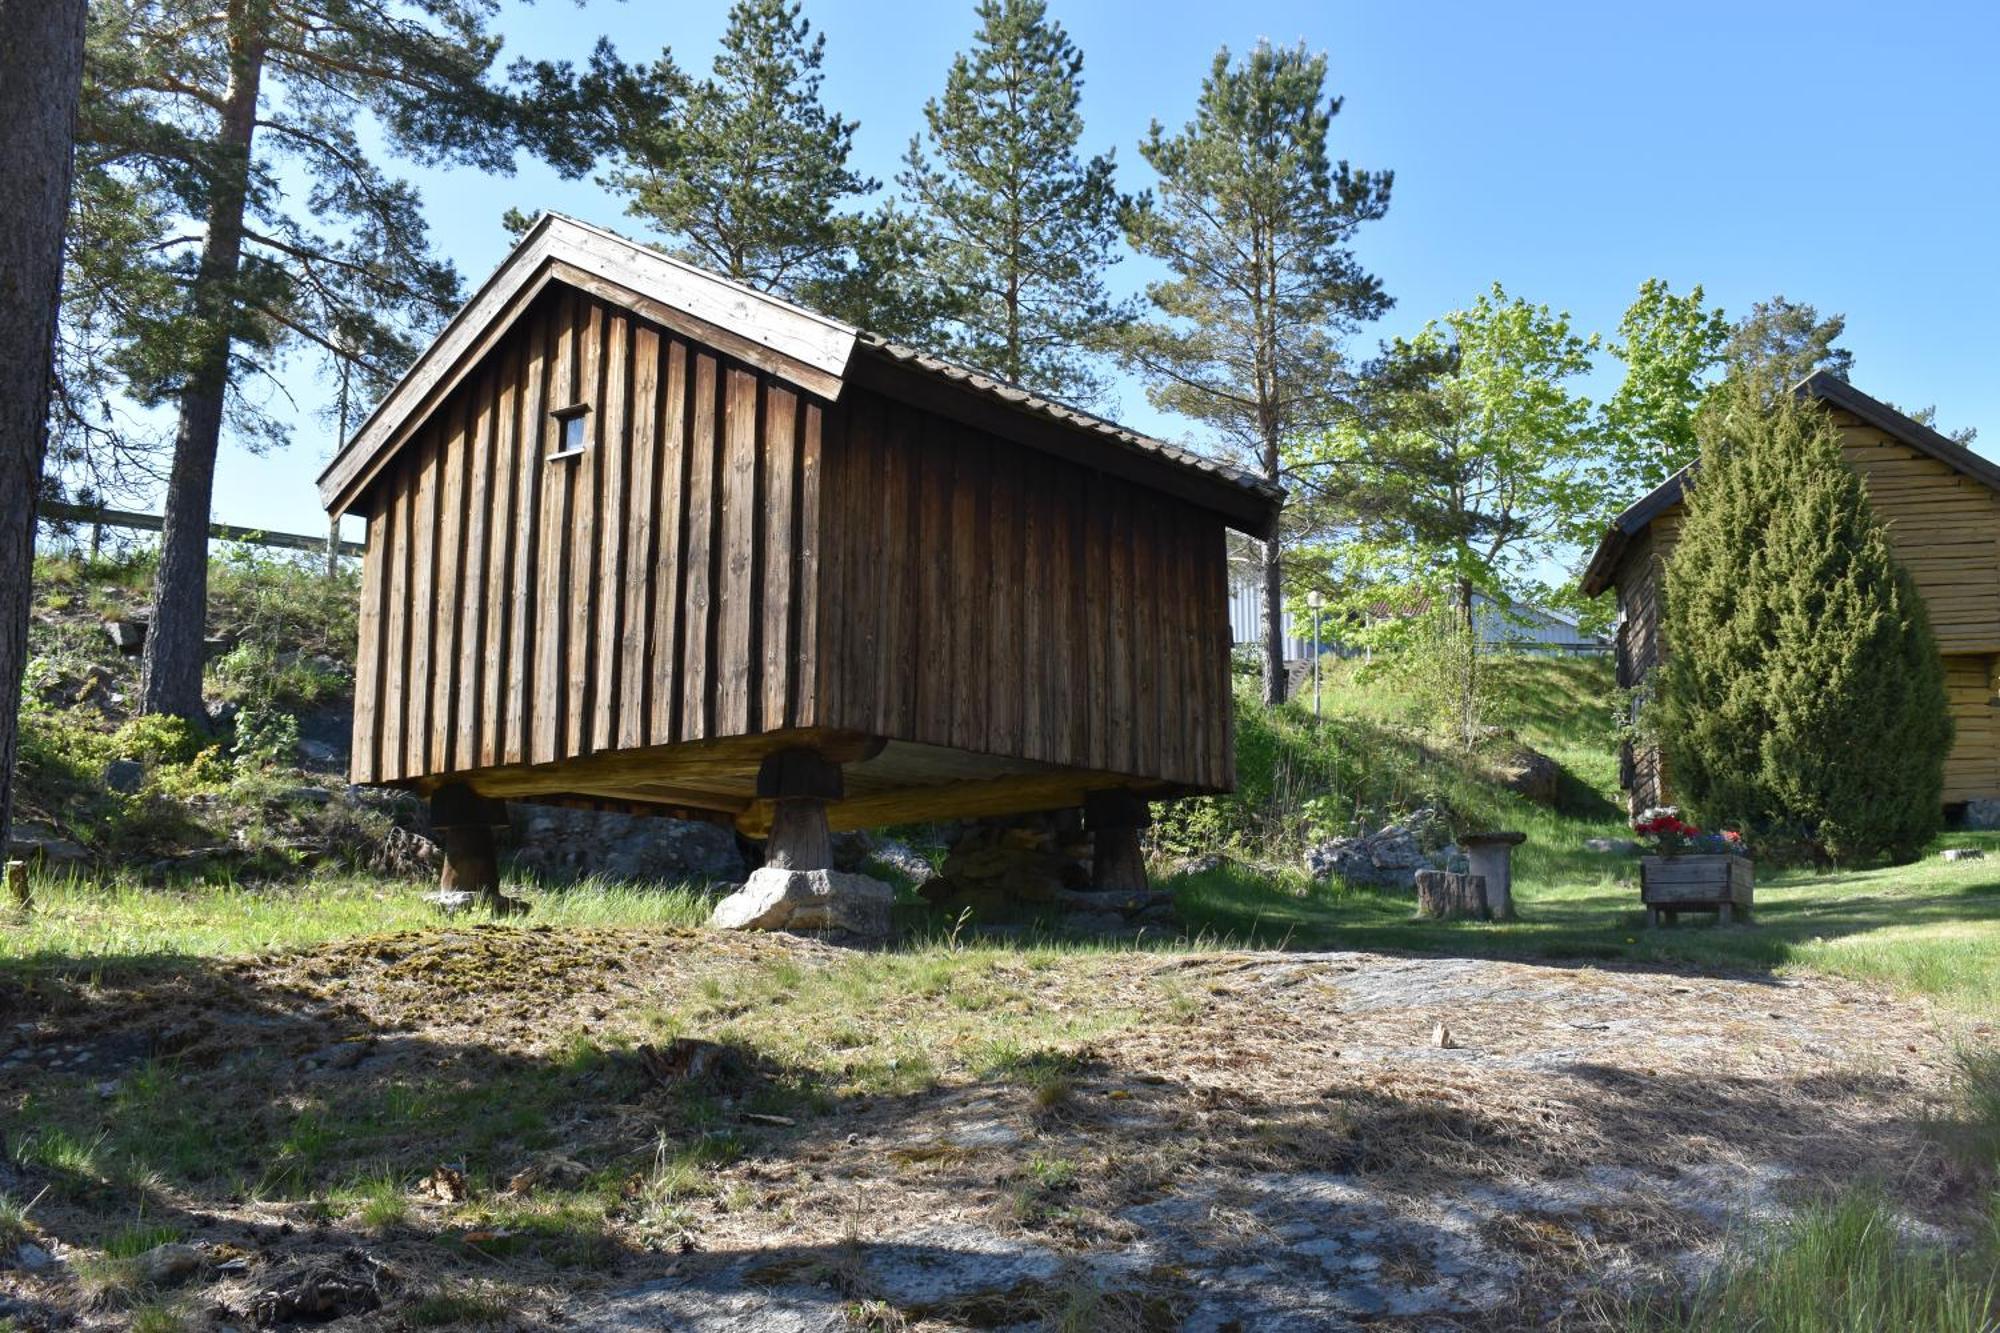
[232,704,301,765]
[1657,386,1950,864]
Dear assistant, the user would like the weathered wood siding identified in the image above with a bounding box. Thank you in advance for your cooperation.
[1942,654,2000,804]
[1614,406,2000,809]
[811,385,1235,791]
[1833,409,2000,655]
[350,286,825,784]
[350,281,1238,797]
[1613,516,1681,812]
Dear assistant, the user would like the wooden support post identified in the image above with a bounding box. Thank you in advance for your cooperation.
[757,748,843,871]
[1084,790,1151,893]
[439,824,500,897]
[429,782,512,911]
[6,861,28,914]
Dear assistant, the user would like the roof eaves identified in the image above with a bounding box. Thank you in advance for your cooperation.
[1798,372,2000,493]
[856,335,1283,504]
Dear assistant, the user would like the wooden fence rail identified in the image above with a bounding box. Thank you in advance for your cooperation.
[36,500,362,564]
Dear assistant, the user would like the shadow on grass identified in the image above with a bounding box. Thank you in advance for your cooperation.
[0,931,1976,1331]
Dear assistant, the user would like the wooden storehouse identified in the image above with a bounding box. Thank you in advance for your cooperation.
[1581,372,2000,814]
[317,214,1279,892]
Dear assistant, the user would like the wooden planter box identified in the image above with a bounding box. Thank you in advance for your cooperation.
[1640,853,1753,926]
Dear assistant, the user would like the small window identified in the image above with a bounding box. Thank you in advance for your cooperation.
[549,404,590,460]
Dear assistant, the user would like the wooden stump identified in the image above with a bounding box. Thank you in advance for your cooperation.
[1084,790,1151,892]
[757,748,843,872]
[1415,870,1488,921]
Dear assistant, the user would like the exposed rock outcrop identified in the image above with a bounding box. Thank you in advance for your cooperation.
[1304,807,1462,890]
[508,804,746,885]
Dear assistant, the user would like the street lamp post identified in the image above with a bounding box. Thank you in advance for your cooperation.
[1308,589,1324,718]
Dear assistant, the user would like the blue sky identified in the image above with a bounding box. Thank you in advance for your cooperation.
[209,0,2000,547]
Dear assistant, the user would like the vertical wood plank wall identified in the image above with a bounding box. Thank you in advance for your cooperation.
[351,285,1239,795]
[812,385,1235,791]
[352,288,827,785]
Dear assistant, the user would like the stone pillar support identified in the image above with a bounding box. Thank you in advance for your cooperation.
[1461,831,1526,922]
[757,748,843,871]
[1084,789,1152,893]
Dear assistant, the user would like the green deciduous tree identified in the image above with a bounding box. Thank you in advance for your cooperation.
[1290,285,1599,748]
[1600,278,1729,495]
[608,0,943,339]
[72,0,596,721]
[900,0,1128,403]
[1656,384,1949,864]
[1117,40,1391,705]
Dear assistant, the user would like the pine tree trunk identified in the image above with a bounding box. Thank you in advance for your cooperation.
[140,0,267,721]
[1260,417,1287,706]
[1456,577,1477,750]
[1261,530,1286,706]
[0,0,87,855]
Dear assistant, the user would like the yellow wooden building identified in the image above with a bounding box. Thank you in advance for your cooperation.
[1581,373,2000,814]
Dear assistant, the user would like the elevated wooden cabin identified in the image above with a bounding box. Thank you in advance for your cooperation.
[317,214,1278,886]
[1581,372,2000,814]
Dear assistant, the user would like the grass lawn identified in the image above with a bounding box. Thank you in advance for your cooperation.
[6,830,1997,1021]
[1172,837,2000,1016]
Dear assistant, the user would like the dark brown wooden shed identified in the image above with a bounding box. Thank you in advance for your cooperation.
[318,214,1278,893]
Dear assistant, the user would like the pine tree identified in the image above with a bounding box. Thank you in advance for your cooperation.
[1725,294,1854,400]
[900,0,1127,402]
[609,0,943,339]
[71,0,602,721]
[1116,41,1391,704]
[0,0,88,861]
[1657,383,1950,864]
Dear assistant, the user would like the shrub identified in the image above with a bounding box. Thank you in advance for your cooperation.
[109,715,206,767]
[231,704,301,766]
[1656,384,1950,864]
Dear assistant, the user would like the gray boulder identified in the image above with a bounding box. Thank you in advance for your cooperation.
[297,737,341,766]
[710,868,893,939]
[1493,746,1561,806]
[510,804,746,884]
[1585,837,1640,856]
[6,822,88,868]
[103,758,145,794]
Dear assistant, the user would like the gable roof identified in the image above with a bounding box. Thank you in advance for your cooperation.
[1578,373,1996,596]
[316,212,1282,536]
